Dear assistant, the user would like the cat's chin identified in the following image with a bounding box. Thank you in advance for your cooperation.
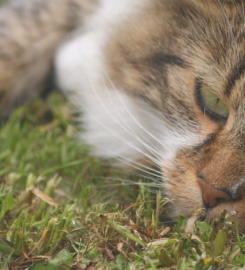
[205,201,245,233]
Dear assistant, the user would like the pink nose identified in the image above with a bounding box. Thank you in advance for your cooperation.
[197,178,232,208]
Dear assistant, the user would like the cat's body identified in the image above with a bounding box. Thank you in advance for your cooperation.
[2,0,245,231]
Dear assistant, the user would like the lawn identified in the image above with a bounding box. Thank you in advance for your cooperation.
[0,92,244,270]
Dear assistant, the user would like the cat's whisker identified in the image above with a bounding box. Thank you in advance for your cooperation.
[122,66,198,129]
[104,63,200,153]
[78,136,163,178]
[69,91,197,183]
[84,76,163,167]
[102,74,164,162]
[103,72,183,161]
[67,93,165,178]
[94,177,164,188]
[107,173,163,185]
[109,168,163,181]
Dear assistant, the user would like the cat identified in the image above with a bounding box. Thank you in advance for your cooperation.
[1,0,245,231]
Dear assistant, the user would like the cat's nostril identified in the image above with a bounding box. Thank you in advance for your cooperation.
[197,178,232,208]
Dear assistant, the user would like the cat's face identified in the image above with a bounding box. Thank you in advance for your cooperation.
[103,0,245,231]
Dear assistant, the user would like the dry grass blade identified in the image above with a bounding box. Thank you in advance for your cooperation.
[100,214,145,247]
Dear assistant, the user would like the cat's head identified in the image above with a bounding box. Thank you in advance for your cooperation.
[103,0,245,231]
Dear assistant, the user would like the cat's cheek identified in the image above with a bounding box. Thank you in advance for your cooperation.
[162,156,203,218]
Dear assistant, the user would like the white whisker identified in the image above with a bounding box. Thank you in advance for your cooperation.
[95,177,163,188]
[67,97,165,178]
[102,75,163,162]
[109,168,163,181]
[85,76,163,166]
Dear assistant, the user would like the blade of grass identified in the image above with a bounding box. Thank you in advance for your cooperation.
[100,215,145,247]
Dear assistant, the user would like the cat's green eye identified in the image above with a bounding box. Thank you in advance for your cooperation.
[197,83,229,118]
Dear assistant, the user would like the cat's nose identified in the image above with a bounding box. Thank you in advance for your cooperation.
[197,178,232,208]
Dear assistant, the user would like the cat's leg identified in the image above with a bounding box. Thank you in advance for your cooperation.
[0,0,96,117]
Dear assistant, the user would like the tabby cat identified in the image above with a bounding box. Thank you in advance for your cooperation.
[1,0,245,231]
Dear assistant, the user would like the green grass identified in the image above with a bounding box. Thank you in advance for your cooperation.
[0,92,245,270]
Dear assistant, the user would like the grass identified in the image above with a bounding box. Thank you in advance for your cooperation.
[0,92,245,269]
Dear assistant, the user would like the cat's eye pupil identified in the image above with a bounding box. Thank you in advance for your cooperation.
[197,82,229,119]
